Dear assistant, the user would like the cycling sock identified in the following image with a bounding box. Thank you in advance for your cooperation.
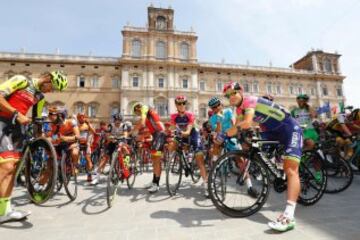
[283,200,296,219]
[152,174,156,183]
[0,197,10,216]
[154,176,160,186]
[246,178,253,189]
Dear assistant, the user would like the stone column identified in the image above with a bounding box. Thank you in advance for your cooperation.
[191,71,198,91]
[311,54,319,72]
[148,68,154,89]
[168,68,174,89]
[168,97,176,114]
[121,96,128,115]
[121,69,129,88]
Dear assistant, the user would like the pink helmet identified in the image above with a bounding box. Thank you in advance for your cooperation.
[223,82,243,93]
[175,95,187,104]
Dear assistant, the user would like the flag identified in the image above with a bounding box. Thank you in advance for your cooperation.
[317,102,331,114]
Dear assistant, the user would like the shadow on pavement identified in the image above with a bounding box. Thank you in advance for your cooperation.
[0,218,33,229]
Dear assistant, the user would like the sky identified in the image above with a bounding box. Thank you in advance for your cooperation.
[1,0,359,105]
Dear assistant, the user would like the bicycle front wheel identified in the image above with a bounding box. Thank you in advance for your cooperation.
[107,153,121,208]
[25,137,57,205]
[61,152,78,201]
[166,152,183,196]
[208,151,270,218]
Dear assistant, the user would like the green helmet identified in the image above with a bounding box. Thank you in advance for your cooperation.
[296,94,309,101]
[132,102,142,114]
[50,70,68,91]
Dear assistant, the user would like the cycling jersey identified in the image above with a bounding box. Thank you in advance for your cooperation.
[209,108,239,151]
[109,122,131,137]
[209,108,234,133]
[170,111,203,152]
[48,119,78,144]
[236,96,289,131]
[0,75,45,163]
[291,107,318,142]
[139,105,164,134]
[291,107,314,128]
[236,96,302,163]
[170,112,195,131]
[0,75,44,119]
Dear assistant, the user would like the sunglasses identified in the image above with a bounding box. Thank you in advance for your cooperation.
[225,90,237,99]
[211,104,221,110]
[49,113,57,116]
[176,102,186,106]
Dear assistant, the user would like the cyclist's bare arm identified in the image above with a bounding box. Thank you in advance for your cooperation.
[227,110,254,137]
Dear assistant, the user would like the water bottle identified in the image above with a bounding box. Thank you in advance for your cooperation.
[80,155,87,168]
[187,152,194,163]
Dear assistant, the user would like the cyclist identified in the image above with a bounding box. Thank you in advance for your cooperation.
[0,71,67,223]
[224,82,302,232]
[47,106,80,172]
[77,113,96,182]
[326,107,357,160]
[91,113,131,185]
[132,102,166,193]
[168,96,207,197]
[291,94,318,150]
[208,97,258,198]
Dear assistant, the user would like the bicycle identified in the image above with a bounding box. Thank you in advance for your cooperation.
[208,129,327,218]
[165,130,201,196]
[312,124,354,193]
[107,136,136,208]
[11,116,57,205]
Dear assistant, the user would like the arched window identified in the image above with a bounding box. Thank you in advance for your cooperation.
[88,102,99,118]
[74,102,85,115]
[131,74,140,87]
[110,102,120,116]
[180,42,189,59]
[156,41,167,59]
[324,58,332,73]
[154,97,168,117]
[132,39,141,57]
[91,75,99,88]
[199,104,207,119]
[156,16,167,30]
[112,75,121,88]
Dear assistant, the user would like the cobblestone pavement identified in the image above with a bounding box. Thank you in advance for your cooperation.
[1,172,359,240]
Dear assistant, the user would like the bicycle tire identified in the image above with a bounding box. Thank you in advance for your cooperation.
[24,137,57,205]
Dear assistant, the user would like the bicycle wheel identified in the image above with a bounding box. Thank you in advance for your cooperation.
[297,151,327,206]
[190,152,201,184]
[323,153,353,194]
[61,152,78,201]
[208,151,270,218]
[107,153,121,208]
[166,152,183,196]
[24,137,57,205]
[126,153,137,189]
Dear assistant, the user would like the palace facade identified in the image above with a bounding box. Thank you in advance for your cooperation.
[0,6,345,123]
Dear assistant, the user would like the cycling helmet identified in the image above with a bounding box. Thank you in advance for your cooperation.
[77,112,86,120]
[208,97,221,108]
[223,82,243,94]
[112,113,123,121]
[48,106,58,115]
[175,95,187,104]
[57,107,68,120]
[296,94,309,101]
[50,70,68,91]
[262,94,274,102]
[132,102,142,114]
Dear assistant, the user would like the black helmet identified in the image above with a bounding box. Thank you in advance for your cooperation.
[112,113,123,121]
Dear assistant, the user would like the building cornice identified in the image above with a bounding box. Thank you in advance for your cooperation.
[0,51,120,66]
